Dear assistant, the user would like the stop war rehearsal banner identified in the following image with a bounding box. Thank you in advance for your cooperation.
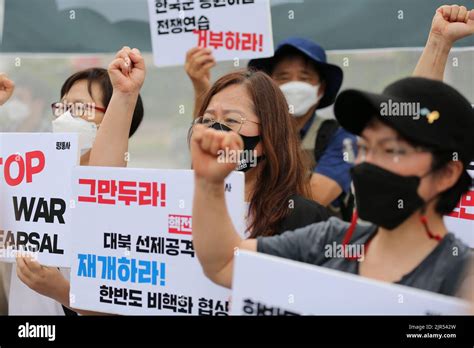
[231,251,471,315]
[0,133,78,267]
[147,0,274,67]
[69,166,245,315]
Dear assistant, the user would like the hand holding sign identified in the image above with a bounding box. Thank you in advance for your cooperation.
[15,256,70,305]
[0,73,15,106]
[191,124,242,184]
[185,47,216,93]
[431,5,474,44]
[108,47,146,96]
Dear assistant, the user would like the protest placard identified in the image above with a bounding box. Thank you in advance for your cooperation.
[0,133,78,266]
[147,0,274,67]
[69,166,245,315]
[231,250,470,315]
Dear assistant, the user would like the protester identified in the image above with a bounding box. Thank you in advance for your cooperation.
[10,46,146,315]
[192,70,330,236]
[52,67,144,165]
[186,38,357,220]
[190,76,474,298]
[410,1,474,305]
[1,3,473,318]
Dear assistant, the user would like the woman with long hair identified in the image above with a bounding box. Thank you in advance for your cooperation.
[189,69,329,237]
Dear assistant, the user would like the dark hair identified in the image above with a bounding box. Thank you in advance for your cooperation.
[269,46,326,82]
[430,149,471,215]
[60,68,143,137]
[194,69,311,238]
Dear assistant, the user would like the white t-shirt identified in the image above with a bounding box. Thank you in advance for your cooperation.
[8,266,69,315]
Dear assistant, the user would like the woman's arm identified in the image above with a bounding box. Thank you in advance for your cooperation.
[414,5,474,80]
[89,47,146,167]
[191,125,257,288]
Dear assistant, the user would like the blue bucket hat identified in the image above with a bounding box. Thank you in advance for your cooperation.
[248,37,343,109]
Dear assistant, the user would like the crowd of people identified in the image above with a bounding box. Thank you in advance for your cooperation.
[0,4,473,315]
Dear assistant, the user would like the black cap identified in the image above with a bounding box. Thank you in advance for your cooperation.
[334,77,474,164]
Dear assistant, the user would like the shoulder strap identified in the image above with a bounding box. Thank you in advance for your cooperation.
[301,115,325,150]
[314,119,339,163]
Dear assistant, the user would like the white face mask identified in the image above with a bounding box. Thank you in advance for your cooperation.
[52,110,97,155]
[280,81,322,117]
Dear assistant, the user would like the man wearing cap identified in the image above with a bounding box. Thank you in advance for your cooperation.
[189,76,474,298]
[186,38,356,219]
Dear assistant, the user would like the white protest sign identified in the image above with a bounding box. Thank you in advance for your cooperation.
[147,0,274,67]
[0,133,78,266]
[231,251,470,315]
[444,164,474,247]
[70,166,245,315]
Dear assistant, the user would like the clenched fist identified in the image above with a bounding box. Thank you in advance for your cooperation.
[191,124,243,183]
[108,46,146,95]
[431,5,474,44]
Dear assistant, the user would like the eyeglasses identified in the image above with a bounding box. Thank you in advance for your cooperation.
[193,115,260,133]
[356,138,430,164]
[51,102,107,119]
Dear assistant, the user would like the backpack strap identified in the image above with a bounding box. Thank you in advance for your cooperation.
[312,119,356,222]
[314,119,339,163]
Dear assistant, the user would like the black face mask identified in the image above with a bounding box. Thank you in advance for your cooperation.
[211,123,263,173]
[350,162,430,230]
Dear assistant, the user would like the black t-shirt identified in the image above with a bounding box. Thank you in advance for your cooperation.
[257,217,473,297]
[274,194,329,235]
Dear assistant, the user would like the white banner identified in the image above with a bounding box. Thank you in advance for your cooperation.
[444,164,474,247]
[147,0,274,67]
[231,251,470,315]
[69,167,245,315]
[0,133,78,267]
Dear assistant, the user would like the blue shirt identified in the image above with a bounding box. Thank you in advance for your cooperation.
[300,114,357,207]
